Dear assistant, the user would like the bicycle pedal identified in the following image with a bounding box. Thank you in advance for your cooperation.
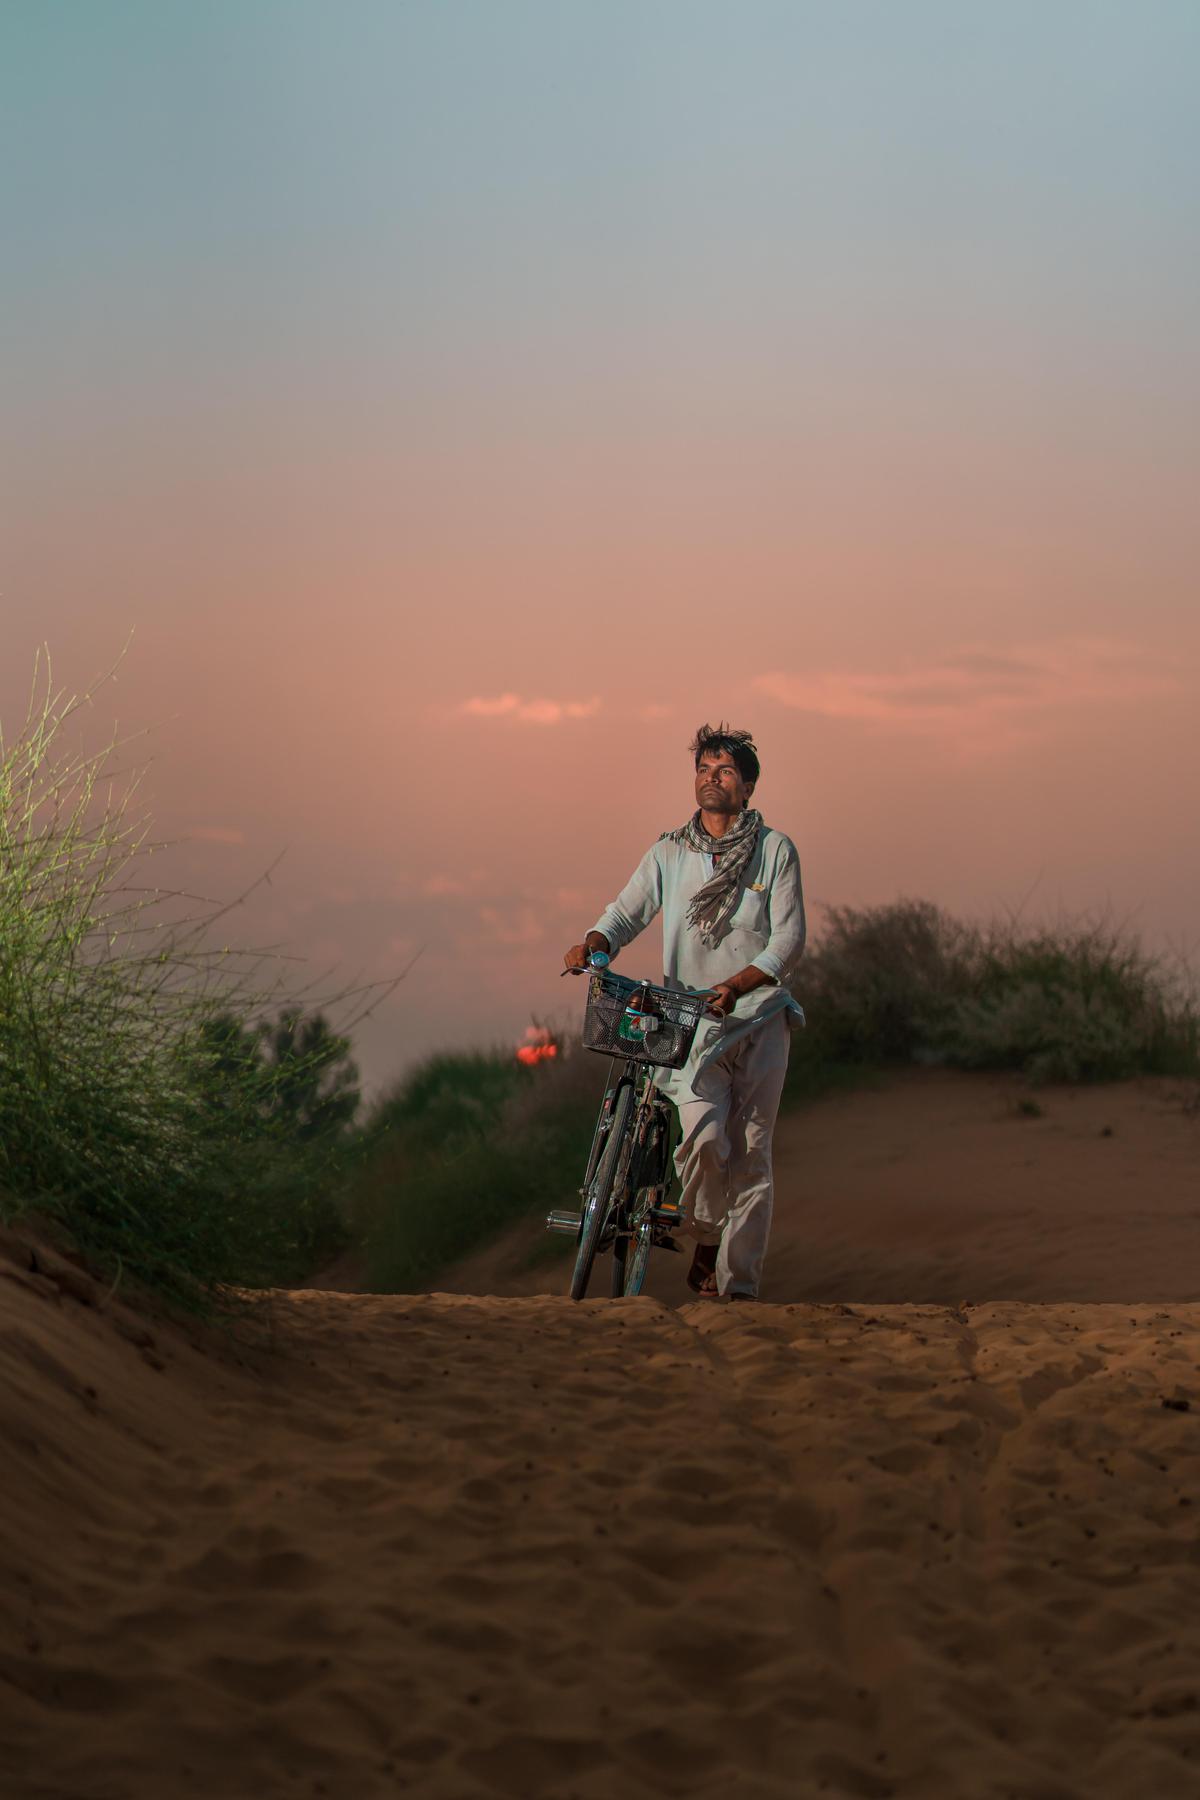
[546,1210,582,1236]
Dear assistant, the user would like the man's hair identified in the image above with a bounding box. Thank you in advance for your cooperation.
[689,722,760,787]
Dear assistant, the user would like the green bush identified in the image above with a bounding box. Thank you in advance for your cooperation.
[0,654,369,1311]
[362,1050,531,1159]
[937,920,1198,1083]
[785,898,972,1082]
[348,1041,605,1292]
[789,900,1197,1087]
[199,1006,361,1145]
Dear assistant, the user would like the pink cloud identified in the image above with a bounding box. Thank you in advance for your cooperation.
[754,639,1182,748]
[461,693,522,717]
[459,694,601,725]
[423,872,469,897]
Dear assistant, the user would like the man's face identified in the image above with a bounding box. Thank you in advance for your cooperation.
[695,749,754,815]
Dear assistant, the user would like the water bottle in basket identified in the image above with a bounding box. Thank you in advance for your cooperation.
[617,982,661,1044]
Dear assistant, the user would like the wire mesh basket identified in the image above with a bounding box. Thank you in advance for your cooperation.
[581,970,709,1069]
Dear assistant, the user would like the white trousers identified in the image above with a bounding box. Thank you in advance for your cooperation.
[673,1011,790,1299]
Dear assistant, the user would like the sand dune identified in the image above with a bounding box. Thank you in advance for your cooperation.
[4,1083,1200,1800]
[437,1068,1200,1306]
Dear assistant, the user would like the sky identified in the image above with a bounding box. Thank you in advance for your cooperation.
[3,1,1198,1093]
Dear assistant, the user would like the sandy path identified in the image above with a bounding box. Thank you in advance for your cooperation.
[437,1069,1200,1305]
[4,1227,1200,1799]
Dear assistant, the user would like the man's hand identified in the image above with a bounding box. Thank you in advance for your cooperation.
[706,980,740,1019]
[704,965,776,1018]
[563,931,609,973]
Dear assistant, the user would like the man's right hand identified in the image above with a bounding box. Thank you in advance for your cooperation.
[563,932,609,972]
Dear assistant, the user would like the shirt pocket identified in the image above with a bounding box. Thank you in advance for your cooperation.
[731,882,770,932]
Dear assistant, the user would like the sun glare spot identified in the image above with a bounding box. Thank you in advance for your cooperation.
[515,1024,559,1066]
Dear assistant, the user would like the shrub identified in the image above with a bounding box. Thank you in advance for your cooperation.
[789,898,973,1065]
[362,1050,531,1159]
[347,1041,606,1292]
[199,1007,361,1143]
[0,653,376,1311]
[937,918,1198,1083]
[790,899,1198,1087]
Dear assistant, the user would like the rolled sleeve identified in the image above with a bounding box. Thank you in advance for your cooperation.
[754,841,806,981]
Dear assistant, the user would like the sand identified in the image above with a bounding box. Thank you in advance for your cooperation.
[2,1070,1200,1799]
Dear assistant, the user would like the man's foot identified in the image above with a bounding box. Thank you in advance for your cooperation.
[686,1243,719,1294]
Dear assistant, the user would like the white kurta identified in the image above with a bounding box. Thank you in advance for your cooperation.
[588,825,806,1101]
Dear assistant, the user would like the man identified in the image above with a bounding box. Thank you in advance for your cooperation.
[563,723,805,1301]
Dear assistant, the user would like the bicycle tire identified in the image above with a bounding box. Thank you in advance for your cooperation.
[570,1081,635,1301]
[623,1111,670,1297]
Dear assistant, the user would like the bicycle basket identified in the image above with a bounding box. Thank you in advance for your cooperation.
[581,971,709,1069]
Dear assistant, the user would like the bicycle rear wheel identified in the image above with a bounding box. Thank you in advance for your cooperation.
[623,1111,670,1297]
[570,1082,635,1301]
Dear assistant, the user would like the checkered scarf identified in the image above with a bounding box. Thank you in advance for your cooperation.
[659,807,763,948]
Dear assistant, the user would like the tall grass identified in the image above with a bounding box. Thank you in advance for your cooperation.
[0,653,387,1312]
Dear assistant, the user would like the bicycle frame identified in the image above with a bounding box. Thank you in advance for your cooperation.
[566,1054,679,1299]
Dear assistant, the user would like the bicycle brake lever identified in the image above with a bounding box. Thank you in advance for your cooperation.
[561,951,610,977]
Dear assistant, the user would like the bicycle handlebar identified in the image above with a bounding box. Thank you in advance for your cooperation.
[560,950,611,978]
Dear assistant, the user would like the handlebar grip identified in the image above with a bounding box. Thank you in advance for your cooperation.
[560,949,611,977]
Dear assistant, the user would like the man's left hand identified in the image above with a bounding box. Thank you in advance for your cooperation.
[704,966,776,1019]
[705,981,740,1019]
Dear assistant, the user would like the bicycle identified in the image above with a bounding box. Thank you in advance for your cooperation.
[546,954,711,1300]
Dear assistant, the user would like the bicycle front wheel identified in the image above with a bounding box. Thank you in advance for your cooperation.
[570,1082,635,1301]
